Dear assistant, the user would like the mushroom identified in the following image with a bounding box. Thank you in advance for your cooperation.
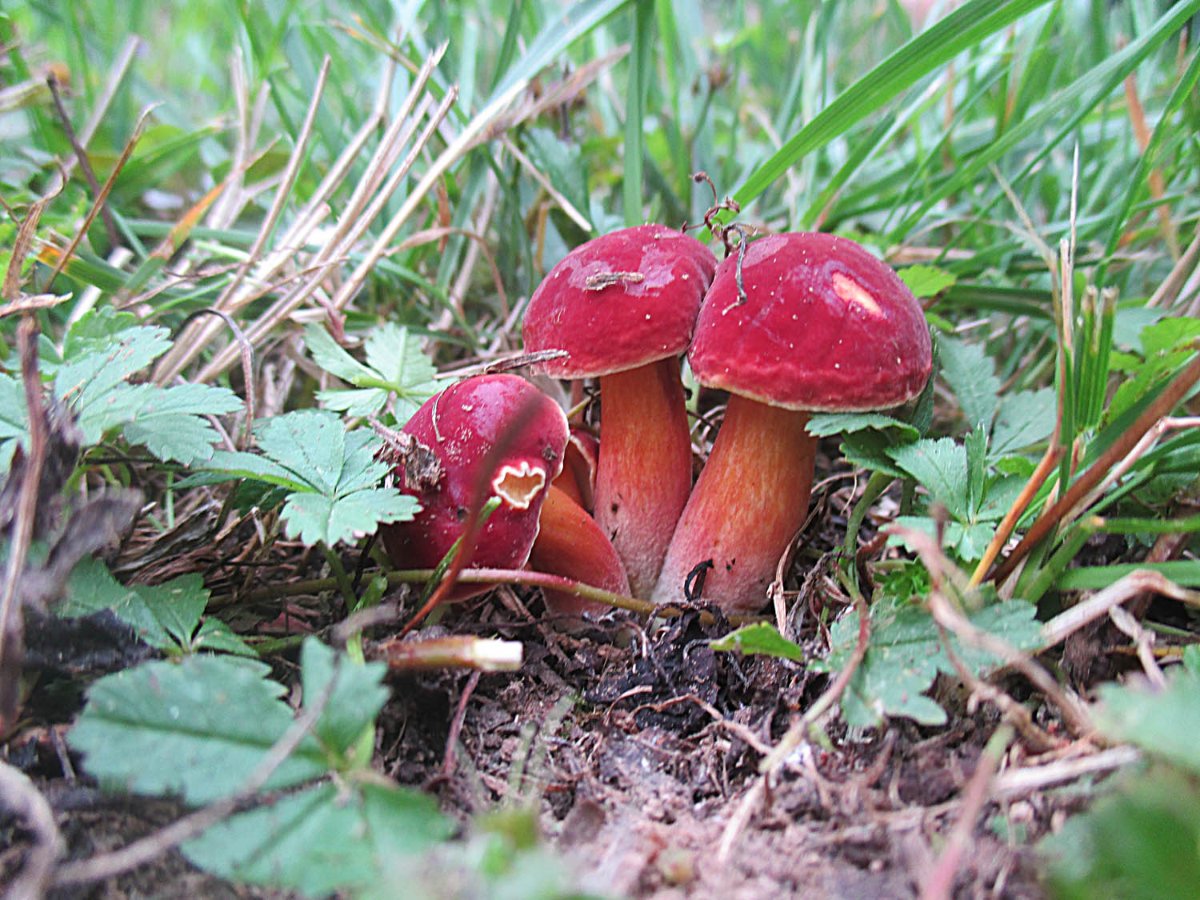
[551,426,600,513]
[652,232,932,614]
[523,224,717,595]
[527,484,630,617]
[380,374,568,599]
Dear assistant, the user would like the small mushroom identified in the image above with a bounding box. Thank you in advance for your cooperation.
[551,426,600,513]
[523,224,717,595]
[380,374,568,599]
[652,232,933,614]
[528,484,631,617]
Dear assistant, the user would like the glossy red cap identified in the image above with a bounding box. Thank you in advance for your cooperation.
[380,374,568,576]
[523,224,717,378]
[689,232,932,411]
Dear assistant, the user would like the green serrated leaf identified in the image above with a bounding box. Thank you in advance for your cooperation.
[889,438,970,520]
[300,638,389,758]
[938,337,1000,431]
[120,383,243,465]
[282,488,417,547]
[62,560,247,656]
[255,410,346,494]
[61,557,173,649]
[131,574,209,649]
[899,265,956,299]
[841,431,907,478]
[1041,766,1200,900]
[363,324,439,416]
[1,309,242,468]
[889,516,996,564]
[1140,317,1200,357]
[817,598,1041,727]
[191,619,256,657]
[991,388,1056,457]
[70,655,325,804]
[182,781,452,897]
[200,411,419,547]
[806,412,919,442]
[1095,668,1200,775]
[965,426,988,515]
[710,623,804,662]
[335,430,394,494]
[55,324,172,412]
[307,323,438,423]
[304,324,378,385]
[200,449,312,492]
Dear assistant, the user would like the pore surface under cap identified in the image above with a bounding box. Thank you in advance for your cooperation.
[688,232,931,411]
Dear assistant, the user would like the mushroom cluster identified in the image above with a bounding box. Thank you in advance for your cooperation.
[380,227,931,619]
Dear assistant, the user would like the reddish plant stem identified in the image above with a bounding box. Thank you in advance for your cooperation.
[399,395,545,636]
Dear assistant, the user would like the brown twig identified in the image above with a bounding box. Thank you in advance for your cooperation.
[902,526,1095,739]
[920,726,1012,900]
[234,566,764,627]
[0,320,48,735]
[969,442,1063,587]
[176,309,256,447]
[47,73,119,248]
[441,671,481,781]
[0,759,63,899]
[717,583,872,864]
[43,106,154,291]
[934,613,1062,753]
[375,635,522,672]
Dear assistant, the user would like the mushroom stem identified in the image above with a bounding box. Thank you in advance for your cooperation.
[528,485,631,617]
[652,394,816,614]
[594,357,694,596]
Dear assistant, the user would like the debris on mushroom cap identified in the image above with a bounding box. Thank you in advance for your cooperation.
[523,224,717,379]
[379,374,568,577]
[688,232,932,411]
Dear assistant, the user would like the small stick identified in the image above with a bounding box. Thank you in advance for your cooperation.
[920,726,1012,900]
[47,73,119,247]
[441,671,481,780]
[0,320,48,734]
[0,759,63,898]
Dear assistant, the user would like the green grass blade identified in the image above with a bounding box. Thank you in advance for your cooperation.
[900,0,1200,235]
[730,0,1053,215]
[623,0,654,225]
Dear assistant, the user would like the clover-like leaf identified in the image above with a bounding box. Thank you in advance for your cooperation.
[70,638,391,806]
[816,598,1042,727]
[196,409,418,547]
[307,323,438,422]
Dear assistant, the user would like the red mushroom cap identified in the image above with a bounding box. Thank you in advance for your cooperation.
[689,232,931,411]
[523,224,717,378]
[380,374,568,578]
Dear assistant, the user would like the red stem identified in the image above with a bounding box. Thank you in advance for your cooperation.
[595,358,694,596]
[652,394,816,614]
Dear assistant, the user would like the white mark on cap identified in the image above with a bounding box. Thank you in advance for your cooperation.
[832,273,883,317]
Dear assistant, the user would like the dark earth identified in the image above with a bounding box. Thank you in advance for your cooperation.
[1,455,1101,899]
